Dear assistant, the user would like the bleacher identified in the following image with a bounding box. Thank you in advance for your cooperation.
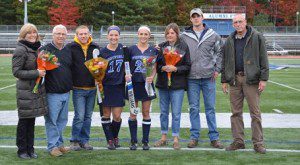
[1,26,300,54]
[264,34,300,50]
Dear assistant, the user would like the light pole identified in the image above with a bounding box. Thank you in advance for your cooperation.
[274,1,277,30]
[19,0,31,24]
[297,11,299,34]
[112,11,115,25]
[268,0,277,32]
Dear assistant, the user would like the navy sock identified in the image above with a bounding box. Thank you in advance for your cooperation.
[112,119,122,139]
[128,118,138,143]
[142,119,151,143]
[101,118,113,142]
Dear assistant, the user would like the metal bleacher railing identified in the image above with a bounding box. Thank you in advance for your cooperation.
[0,25,300,55]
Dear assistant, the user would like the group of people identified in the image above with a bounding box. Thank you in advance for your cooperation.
[12,8,269,159]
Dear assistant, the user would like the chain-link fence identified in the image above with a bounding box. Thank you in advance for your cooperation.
[1,25,300,54]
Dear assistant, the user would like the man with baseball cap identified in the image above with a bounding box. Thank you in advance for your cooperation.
[190,8,203,17]
[181,8,224,149]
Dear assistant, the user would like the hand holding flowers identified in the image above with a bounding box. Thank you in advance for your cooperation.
[142,55,157,96]
[33,50,59,93]
[84,57,108,93]
[163,46,182,86]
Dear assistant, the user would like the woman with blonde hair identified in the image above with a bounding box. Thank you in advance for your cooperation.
[127,26,158,150]
[12,23,48,159]
[100,26,125,150]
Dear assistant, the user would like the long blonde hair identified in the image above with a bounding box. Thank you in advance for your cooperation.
[18,23,39,41]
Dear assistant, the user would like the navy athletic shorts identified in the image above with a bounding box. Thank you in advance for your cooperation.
[102,84,125,107]
[125,82,156,101]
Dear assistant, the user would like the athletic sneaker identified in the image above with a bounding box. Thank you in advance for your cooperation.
[107,140,116,150]
[69,142,81,151]
[80,143,93,150]
[129,142,138,150]
[114,138,121,148]
[142,143,150,150]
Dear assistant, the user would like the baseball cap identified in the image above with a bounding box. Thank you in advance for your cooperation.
[190,8,203,17]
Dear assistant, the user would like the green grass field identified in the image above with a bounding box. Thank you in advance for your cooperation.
[0,126,300,164]
[0,57,300,164]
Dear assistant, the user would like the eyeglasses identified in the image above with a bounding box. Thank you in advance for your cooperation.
[54,33,67,36]
[233,20,244,24]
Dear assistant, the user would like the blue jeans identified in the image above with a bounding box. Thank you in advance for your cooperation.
[187,78,219,141]
[45,92,70,151]
[71,89,96,144]
[158,89,184,137]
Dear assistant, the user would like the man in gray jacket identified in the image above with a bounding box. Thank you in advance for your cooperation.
[181,8,223,149]
[221,14,268,154]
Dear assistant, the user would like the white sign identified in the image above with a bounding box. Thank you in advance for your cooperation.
[203,13,246,20]
[19,0,31,2]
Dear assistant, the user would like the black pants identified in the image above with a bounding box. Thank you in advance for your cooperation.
[16,118,35,154]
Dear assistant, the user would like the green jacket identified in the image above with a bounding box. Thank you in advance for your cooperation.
[221,26,269,85]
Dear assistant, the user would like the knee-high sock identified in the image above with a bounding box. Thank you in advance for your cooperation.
[142,119,151,143]
[128,118,138,143]
[101,118,113,142]
[112,119,122,139]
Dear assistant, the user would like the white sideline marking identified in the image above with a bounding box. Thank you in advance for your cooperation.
[0,145,299,153]
[272,109,284,114]
[269,80,300,92]
[0,84,15,91]
[1,111,300,128]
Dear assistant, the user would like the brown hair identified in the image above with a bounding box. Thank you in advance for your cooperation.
[18,23,39,41]
[75,25,89,34]
[164,23,180,39]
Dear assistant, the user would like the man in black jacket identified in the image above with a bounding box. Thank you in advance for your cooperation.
[69,25,100,151]
[221,14,269,154]
[41,24,72,157]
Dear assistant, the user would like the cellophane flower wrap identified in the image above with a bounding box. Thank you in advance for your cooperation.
[33,50,60,93]
[163,46,182,86]
[84,57,108,94]
[142,55,157,96]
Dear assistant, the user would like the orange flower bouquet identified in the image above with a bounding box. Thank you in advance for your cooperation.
[163,46,182,86]
[33,50,60,93]
[84,57,108,96]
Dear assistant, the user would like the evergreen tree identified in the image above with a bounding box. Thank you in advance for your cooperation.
[76,0,103,29]
[0,0,16,24]
[14,0,50,25]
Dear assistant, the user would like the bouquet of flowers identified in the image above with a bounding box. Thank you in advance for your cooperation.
[163,46,182,86]
[84,57,108,99]
[142,55,157,96]
[33,50,59,93]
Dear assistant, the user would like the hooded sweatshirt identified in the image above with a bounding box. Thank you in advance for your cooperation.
[68,36,100,89]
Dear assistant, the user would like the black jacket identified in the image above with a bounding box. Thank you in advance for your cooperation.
[68,41,100,88]
[155,39,191,90]
[12,42,48,118]
[40,42,73,93]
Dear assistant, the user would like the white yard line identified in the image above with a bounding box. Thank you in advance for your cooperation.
[0,145,299,153]
[0,84,15,91]
[1,112,300,128]
[269,80,300,92]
